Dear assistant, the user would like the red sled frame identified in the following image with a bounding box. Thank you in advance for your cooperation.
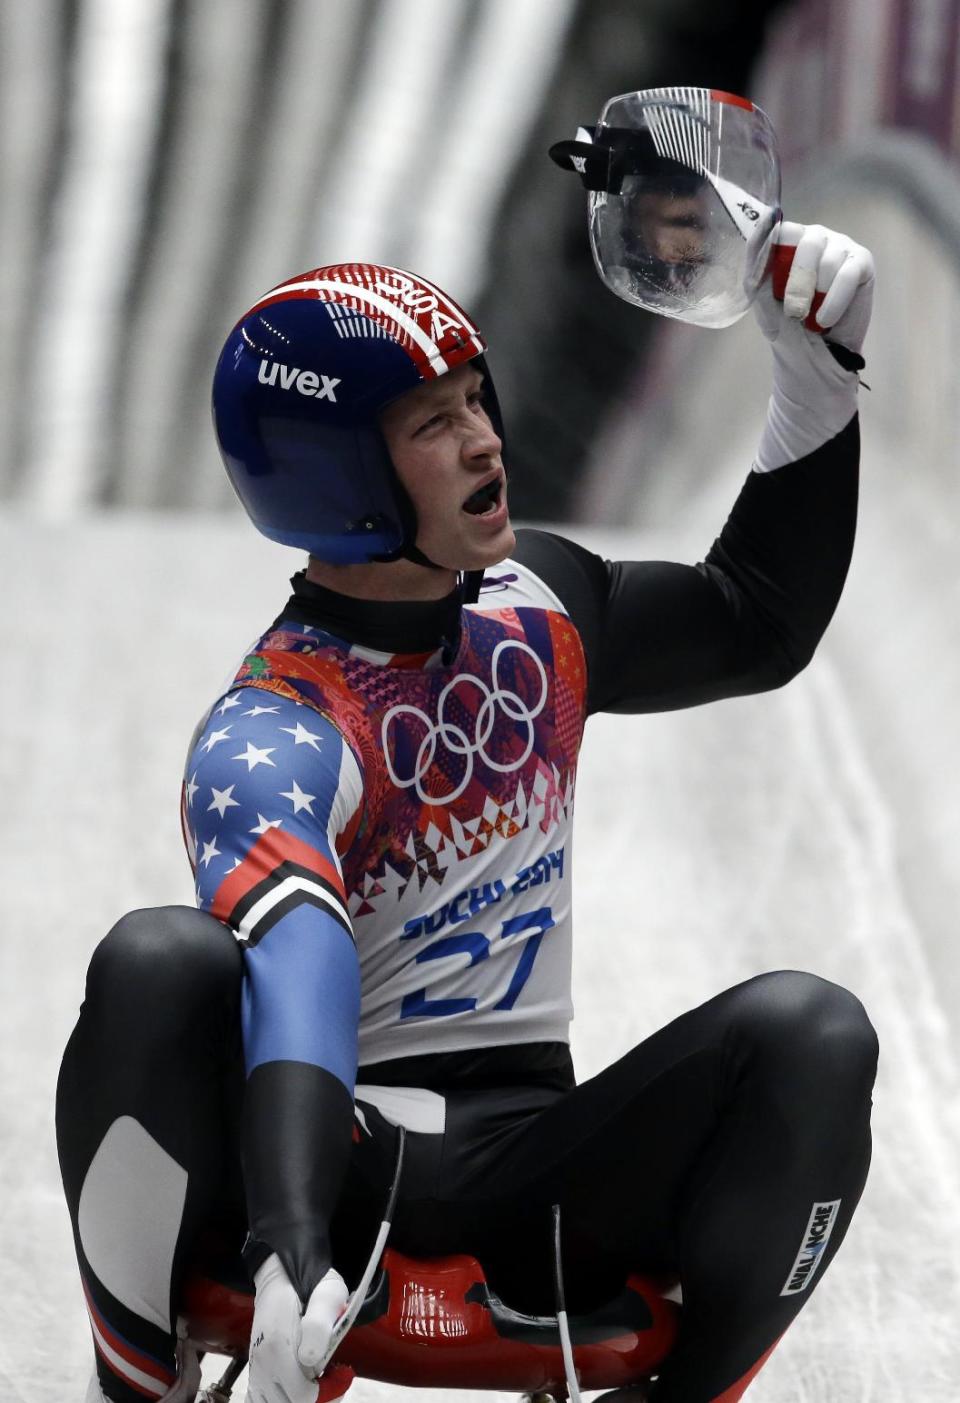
[181,1243,680,1402]
[180,1131,680,1401]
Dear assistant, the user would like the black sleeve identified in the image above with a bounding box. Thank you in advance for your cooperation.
[512,415,859,716]
[242,1061,355,1305]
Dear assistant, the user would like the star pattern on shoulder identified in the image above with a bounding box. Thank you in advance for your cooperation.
[233,742,276,771]
[201,726,232,753]
[280,779,317,815]
[208,785,241,818]
[279,721,324,751]
[217,694,243,717]
[190,691,349,904]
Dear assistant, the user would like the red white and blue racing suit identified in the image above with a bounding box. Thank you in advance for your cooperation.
[57,418,877,1403]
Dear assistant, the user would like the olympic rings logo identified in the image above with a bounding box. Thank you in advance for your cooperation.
[382,639,548,805]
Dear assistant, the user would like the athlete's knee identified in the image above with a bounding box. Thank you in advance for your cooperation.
[730,969,878,1091]
[87,905,242,1021]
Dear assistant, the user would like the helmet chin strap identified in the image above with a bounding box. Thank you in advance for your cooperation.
[401,541,484,607]
[401,541,445,570]
[461,569,485,604]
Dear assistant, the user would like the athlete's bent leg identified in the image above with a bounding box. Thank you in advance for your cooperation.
[421,970,877,1403]
[552,971,879,1402]
[643,970,878,1401]
[56,907,244,1403]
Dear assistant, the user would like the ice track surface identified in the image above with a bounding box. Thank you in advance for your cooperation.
[3,446,960,1401]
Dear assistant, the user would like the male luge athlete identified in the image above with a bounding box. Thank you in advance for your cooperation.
[58,230,878,1403]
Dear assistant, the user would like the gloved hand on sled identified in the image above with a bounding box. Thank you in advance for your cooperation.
[246,1253,349,1403]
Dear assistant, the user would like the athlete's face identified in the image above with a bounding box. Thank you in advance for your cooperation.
[379,363,514,572]
[632,188,709,267]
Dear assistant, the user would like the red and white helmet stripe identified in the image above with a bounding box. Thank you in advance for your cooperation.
[247,262,485,380]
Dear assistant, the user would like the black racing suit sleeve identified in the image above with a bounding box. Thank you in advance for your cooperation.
[512,415,859,715]
[242,1060,355,1304]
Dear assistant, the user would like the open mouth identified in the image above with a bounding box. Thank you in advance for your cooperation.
[462,476,503,517]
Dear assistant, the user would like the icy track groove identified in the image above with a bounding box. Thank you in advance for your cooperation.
[1,497,957,1401]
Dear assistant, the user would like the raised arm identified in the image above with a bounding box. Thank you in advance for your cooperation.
[513,222,873,716]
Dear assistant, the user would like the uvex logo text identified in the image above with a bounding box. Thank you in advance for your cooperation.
[258,360,340,402]
[780,1200,841,1296]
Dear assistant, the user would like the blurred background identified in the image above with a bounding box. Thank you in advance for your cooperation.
[3,0,960,518]
[2,2,960,1400]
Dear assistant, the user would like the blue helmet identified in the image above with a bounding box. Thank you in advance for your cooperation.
[212,262,504,564]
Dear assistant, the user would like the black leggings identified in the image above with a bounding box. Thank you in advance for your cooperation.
[57,907,878,1403]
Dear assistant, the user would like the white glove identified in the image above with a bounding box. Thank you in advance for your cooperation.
[754,221,875,472]
[246,1254,348,1403]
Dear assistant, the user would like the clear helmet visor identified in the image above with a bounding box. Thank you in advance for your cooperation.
[588,88,782,328]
